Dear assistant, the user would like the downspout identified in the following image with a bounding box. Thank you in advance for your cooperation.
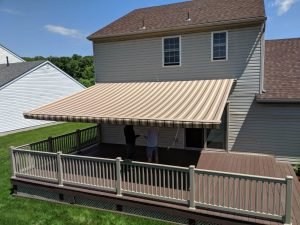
[259,22,266,94]
[226,101,230,152]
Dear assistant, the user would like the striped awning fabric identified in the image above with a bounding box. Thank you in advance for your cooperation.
[24,79,233,128]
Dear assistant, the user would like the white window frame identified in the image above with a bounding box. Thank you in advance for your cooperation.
[211,31,228,62]
[162,35,182,67]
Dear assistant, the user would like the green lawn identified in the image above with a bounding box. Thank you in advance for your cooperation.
[0,123,170,225]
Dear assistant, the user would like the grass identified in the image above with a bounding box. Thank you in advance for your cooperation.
[0,123,170,225]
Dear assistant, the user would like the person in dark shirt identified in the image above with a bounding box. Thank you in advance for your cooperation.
[124,125,140,160]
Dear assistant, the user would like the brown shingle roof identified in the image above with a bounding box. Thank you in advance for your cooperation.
[257,38,300,103]
[88,0,265,40]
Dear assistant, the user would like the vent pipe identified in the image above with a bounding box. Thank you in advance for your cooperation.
[141,17,146,30]
[186,11,191,21]
[6,56,9,66]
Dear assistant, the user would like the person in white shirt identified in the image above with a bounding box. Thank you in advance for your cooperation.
[144,127,159,163]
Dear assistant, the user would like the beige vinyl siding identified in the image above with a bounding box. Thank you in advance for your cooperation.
[94,26,261,83]
[94,25,263,151]
[95,27,299,163]
[231,103,300,163]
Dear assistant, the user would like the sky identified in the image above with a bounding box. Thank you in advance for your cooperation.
[0,0,300,57]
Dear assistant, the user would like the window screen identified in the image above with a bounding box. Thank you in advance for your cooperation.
[163,37,180,66]
[213,32,227,60]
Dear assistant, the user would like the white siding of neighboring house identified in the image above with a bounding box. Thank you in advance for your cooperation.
[0,45,24,64]
[0,62,84,134]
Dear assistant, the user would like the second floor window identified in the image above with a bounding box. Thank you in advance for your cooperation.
[212,31,228,61]
[163,37,180,66]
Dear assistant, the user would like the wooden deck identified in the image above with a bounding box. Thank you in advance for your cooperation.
[79,144,300,225]
[198,151,300,225]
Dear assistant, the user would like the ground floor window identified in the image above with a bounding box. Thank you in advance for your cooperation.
[207,117,226,149]
[185,111,227,149]
[185,128,204,148]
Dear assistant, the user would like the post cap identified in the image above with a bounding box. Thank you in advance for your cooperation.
[189,165,195,169]
[286,176,293,180]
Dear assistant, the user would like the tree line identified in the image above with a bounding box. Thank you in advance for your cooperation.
[23,54,95,87]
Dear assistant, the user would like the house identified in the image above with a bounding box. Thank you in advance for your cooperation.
[10,0,300,225]
[23,0,300,163]
[0,44,25,64]
[0,59,85,134]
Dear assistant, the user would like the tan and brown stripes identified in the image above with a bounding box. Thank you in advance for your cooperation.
[24,79,233,128]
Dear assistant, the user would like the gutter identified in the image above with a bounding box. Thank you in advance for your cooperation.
[256,96,300,104]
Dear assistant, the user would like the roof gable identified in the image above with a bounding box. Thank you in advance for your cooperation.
[0,44,25,64]
[88,0,265,41]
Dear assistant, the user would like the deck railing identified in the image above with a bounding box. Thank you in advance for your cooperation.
[20,125,100,154]
[10,148,293,224]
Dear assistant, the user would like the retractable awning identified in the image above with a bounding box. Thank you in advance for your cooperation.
[24,79,233,128]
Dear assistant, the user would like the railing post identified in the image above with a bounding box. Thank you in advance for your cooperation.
[10,147,16,178]
[48,137,53,152]
[76,129,81,150]
[57,151,63,186]
[189,165,195,209]
[116,157,122,196]
[96,124,101,144]
[284,176,293,225]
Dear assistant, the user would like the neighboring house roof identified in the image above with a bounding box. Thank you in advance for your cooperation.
[0,43,25,64]
[88,0,265,41]
[0,60,45,87]
[257,38,300,103]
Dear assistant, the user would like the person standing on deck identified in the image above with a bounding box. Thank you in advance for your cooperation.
[124,125,140,160]
[144,127,159,163]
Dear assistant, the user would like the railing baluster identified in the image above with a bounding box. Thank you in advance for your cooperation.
[256,180,258,212]
[279,183,282,215]
[110,163,113,188]
[202,173,205,204]
[272,183,276,215]
[181,172,185,200]
[134,165,137,192]
[244,179,247,210]
[261,181,264,213]
[176,171,179,199]
[159,168,161,196]
[212,175,215,205]
[172,170,174,198]
[238,178,240,209]
[130,164,133,191]
[284,176,293,225]
[267,181,270,214]
[223,176,225,206]
[163,169,165,197]
[207,174,210,205]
